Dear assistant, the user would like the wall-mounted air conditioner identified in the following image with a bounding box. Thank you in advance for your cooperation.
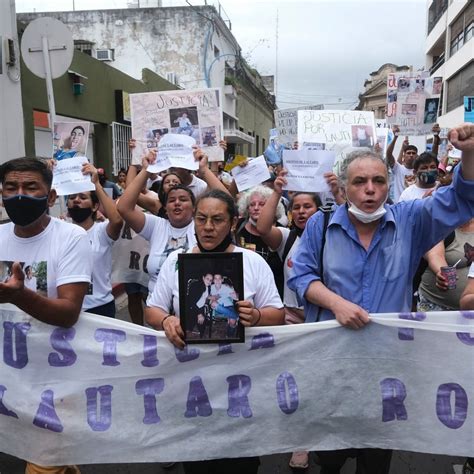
[96,49,114,61]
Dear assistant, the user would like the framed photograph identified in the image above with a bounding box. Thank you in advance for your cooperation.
[178,252,244,344]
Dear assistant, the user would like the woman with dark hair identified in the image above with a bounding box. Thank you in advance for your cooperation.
[54,125,86,160]
[67,163,123,317]
[117,148,228,293]
[145,188,284,474]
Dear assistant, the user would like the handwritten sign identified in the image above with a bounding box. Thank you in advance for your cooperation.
[130,88,223,164]
[297,110,376,173]
[274,105,324,149]
[0,307,472,466]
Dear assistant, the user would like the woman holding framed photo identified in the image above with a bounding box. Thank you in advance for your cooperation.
[145,189,284,474]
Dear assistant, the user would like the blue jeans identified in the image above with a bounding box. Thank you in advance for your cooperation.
[215,304,238,320]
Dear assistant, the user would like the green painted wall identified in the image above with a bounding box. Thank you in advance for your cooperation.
[21,47,177,175]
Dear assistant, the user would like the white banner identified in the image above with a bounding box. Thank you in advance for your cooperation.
[297,110,376,174]
[283,149,336,192]
[386,72,442,136]
[52,156,95,196]
[130,88,224,164]
[0,307,473,466]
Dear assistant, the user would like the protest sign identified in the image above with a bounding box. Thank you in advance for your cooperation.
[224,154,247,172]
[263,128,284,165]
[274,105,324,149]
[231,156,271,192]
[386,72,442,136]
[147,134,197,174]
[465,96,474,123]
[0,307,472,466]
[130,88,223,164]
[111,223,150,288]
[297,110,376,173]
[283,149,336,192]
[53,121,90,161]
[375,119,393,158]
[52,156,95,196]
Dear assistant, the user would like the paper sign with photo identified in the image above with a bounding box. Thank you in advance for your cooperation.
[53,121,90,160]
[130,88,224,164]
[386,72,442,135]
[0,260,47,296]
[147,134,197,174]
[52,156,95,196]
[231,156,271,192]
[283,149,336,192]
[297,110,376,174]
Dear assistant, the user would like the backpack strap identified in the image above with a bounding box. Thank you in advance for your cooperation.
[281,229,299,264]
[316,205,334,321]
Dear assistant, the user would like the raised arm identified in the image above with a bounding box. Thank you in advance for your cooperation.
[117,152,155,233]
[194,147,231,195]
[431,123,441,158]
[256,171,286,250]
[386,125,399,169]
[83,163,122,240]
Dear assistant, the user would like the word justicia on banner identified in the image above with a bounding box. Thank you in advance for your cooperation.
[0,307,472,466]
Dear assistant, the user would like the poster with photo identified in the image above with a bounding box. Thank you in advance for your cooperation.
[0,261,47,297]
[53,121,90,160]
[178,252,244,344]
[130,88,224,164]
[386,72,442,135]
[297,110,376,173]
[274,104,324,149]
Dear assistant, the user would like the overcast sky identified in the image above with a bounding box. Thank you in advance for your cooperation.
[15,0,427,109]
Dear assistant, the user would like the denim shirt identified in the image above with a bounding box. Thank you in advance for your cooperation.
[287,165,474,322]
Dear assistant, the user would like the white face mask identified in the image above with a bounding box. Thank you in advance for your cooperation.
[347,200,387,224]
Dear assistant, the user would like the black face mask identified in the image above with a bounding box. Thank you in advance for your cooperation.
[196,232,233,253]
[3,194,49,227]
[68,207,93,223]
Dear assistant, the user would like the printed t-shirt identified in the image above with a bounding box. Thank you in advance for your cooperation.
[83,221,115,310]
[139,213,196,292]
[0,218,91,299]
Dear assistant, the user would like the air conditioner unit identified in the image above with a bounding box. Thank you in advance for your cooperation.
[166,72,179,85]
[96,49,114,61]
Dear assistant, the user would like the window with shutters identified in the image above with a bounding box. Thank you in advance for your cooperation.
[446,62,474,113]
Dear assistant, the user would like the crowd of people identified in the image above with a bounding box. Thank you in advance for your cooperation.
[0,122,473,474]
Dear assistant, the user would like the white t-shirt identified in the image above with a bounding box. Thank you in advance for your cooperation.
[398,183,435,202]
[0,218,91,300]
[147,247,283,315]
[391,161,414,203]
[468,263,474,279]
[140,213,196,292]
[188,175,208,199]
[83,222,116,310]
[273,227,301,309]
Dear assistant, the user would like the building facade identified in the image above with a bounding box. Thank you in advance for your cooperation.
[18,4,276,158]
[356,63,411,118]
[425,0,473,126]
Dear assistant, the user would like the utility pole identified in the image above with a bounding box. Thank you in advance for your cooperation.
[275,9,279,105]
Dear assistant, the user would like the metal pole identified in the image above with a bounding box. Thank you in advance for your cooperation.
[41,35,56,124]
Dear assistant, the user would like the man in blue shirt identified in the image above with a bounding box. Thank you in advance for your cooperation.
[288,123,474,473]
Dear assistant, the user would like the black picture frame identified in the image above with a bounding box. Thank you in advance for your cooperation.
[178,252,245,344]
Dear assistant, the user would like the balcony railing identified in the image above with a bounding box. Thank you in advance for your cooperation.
[429,52,445,75]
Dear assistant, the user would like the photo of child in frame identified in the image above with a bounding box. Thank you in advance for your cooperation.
[178,252,244,344]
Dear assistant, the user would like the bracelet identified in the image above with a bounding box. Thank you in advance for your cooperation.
[161,314,173,329]
[251,308,262,327]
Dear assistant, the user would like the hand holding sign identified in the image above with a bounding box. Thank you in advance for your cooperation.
[147,134,197,174]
